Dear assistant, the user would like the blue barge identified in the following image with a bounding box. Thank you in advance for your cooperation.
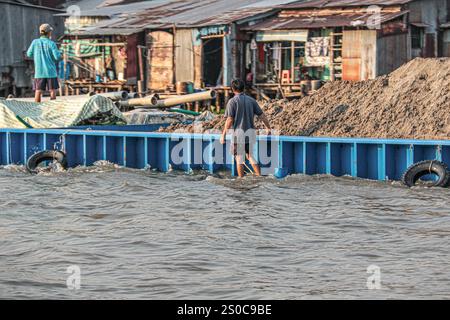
[1,125,449,181]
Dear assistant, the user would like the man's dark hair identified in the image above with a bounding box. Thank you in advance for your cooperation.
[231,78,245,93]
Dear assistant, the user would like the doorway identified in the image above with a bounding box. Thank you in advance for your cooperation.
[202,37,223,86]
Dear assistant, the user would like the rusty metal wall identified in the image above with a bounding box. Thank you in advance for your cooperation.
[377,33,408,76]
[125,33,140,82]
[0,3,64,88]
[342,30,361,81]
[147,31,174,90]
[342,30,377,81]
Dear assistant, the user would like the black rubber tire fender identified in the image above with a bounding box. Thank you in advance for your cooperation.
[26,150,68,174]
[401,160,450,188]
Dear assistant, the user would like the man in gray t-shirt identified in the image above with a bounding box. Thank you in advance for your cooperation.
[220,79,271,178]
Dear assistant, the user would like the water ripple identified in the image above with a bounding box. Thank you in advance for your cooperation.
[1,165,450,299]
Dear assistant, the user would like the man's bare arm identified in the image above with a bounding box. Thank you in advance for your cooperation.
[221,117,234,144]
[259,114,271,131]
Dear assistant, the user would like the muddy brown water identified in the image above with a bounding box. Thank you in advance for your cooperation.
[1,163,450,299]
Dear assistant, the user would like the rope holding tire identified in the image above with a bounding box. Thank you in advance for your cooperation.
[402,160,450,188]
[26,150,68,174]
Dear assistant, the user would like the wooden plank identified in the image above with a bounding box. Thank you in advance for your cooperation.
[193,44,203,88]
[175,29,195,83]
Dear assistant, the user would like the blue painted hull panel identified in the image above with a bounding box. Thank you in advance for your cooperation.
[1,126,449,181]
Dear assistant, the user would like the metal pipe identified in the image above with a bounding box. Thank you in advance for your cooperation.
[119,94,160,107]
[128,92,140,99]
[155,90,216,108]
[89,91,129,101]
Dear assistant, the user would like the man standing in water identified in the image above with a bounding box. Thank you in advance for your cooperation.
[27,24,62,103]
[220,79,272,178]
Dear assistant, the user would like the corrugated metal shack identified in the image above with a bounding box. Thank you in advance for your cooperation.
[0,0,64,96]
[60,0,299,102]
[57,1,151,95]
[243,0,449,96]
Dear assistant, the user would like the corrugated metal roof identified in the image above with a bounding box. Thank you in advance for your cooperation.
[244,10,408,30]
[57,0,169,16]
[0,0,63,11]
[66,0,294,25]
[65,0,301,36]
[282,0,414,8]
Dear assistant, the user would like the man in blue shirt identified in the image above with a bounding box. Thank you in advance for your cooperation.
[26,24,62,102]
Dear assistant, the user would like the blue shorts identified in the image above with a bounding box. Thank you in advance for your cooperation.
[33,78,59,91]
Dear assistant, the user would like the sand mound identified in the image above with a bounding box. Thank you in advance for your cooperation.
[160,58,450,140]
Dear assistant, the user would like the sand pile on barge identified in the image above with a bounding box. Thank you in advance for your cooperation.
[161,58,450,140]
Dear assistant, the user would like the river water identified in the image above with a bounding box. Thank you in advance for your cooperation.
[0,163,449,300]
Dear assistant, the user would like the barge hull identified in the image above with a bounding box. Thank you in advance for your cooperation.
[1,127,449,181]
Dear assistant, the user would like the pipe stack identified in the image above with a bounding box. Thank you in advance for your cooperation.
[90,90,216,115]
[118,90,216,109]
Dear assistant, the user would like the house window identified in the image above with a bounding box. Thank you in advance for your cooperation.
[411,26,424,49]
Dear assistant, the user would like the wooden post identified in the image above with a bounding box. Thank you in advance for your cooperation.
[195,101,200,113]
[330,32,335,81]
[74,38,80,79]
[63,51,68,96]
[216,91,221,114]
[172,25,177,89]
[138,46,145,96]
[291,41,295,84]
[252,38,257,87]
[224,89,230,106]
[102,36,106,80]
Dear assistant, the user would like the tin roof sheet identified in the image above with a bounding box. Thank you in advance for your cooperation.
[244,10,408,30]
[282,0,414,9]
[65,0,301,36]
